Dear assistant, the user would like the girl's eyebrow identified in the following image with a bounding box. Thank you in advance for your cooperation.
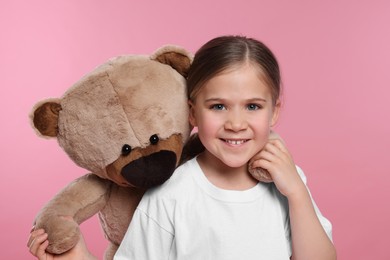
[248,98,267,103]
[204,98,223,103]
[205,97,267,103]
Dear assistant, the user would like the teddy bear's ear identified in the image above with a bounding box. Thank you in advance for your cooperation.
[30,99,62,138]
[151,45,193,78]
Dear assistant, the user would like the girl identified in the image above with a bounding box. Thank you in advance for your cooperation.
[115,35,336,259]
[29,35,336,259]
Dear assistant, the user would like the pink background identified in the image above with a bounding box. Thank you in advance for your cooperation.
[1,1,389,259]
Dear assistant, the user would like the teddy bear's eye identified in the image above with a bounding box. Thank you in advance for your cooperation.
[150,134,159,145]
[121,144,132,156]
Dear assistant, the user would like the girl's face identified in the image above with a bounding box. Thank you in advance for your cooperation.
[189,64,280,169]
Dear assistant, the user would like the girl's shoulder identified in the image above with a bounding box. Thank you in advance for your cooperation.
[143,158,198,199]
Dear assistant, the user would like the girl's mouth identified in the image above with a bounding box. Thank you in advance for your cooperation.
[221,139,249,145]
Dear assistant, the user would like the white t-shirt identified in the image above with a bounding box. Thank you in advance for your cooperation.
[115,157,332,260]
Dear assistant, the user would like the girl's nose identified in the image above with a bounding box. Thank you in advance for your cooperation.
[224,111,247,131]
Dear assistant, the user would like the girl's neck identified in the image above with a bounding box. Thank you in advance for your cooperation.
[197,151,258,191]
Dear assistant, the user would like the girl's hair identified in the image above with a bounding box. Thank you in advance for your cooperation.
[180,35,281,165]
[187,35,281,106]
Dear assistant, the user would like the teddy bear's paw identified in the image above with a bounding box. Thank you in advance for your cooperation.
[248,166,274,183]
[37,215,81,254]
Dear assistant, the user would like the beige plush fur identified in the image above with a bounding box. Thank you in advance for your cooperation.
[30,45,192,259]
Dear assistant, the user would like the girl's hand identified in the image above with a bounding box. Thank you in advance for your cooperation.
[251,139,337,259]
[249,139,306,198]
[28,228,52,260]
[27,227,97,260]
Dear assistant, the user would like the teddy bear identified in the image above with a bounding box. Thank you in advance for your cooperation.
[30,45,192,259]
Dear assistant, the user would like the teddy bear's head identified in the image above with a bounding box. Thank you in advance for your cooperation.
[31,46,192,189]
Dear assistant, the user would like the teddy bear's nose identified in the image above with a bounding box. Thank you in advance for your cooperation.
[121,150,177,189]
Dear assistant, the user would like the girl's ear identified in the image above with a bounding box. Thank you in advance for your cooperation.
[270,99,281,127]
[188,100,197,127]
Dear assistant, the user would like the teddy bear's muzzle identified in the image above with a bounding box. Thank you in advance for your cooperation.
[121,150,177,189]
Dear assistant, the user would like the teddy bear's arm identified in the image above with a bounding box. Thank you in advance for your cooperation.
[33,173,111,254]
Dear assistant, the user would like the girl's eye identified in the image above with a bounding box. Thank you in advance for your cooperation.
[247,104,260,110]
[211,104,226,110]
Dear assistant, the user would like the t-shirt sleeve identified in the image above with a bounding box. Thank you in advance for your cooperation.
[114,207,174,260]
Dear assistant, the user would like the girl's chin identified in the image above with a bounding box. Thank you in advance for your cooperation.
[220,159,250,169]
[201,151,252,169]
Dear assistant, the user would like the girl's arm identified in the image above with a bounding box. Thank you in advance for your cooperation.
[250,139,336,260]
[288,184,336,260]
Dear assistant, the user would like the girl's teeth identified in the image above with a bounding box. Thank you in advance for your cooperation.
[225,140,246,145]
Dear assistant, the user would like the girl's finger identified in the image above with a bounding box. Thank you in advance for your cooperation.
[257,149,276,164]
[268,139,289,153]
[249,144,280,169]
[250,156,274,172]
[262,142,281,156]
[29,232,48,255]
[265,140,293,165]
[27,228,45,247]
[36,239,50,260]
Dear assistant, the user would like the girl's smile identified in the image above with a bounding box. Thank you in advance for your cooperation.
[221,138,249,146]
